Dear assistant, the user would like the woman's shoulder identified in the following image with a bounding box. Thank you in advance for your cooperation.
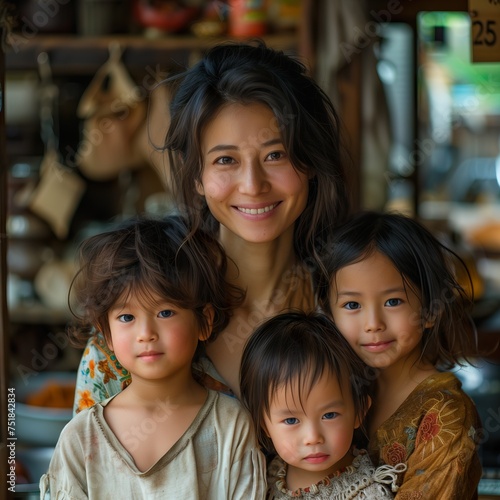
[82,333,122,366]
[73,334,131,414]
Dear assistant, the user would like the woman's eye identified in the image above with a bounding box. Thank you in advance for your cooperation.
[385,298,402,307]
[215,156,235,165]
[283,417,299,425]
[158,310,174,318]
[118,314,134,323]
[344,301,360,310]
[266,151,284,161]
[323,412,338,420]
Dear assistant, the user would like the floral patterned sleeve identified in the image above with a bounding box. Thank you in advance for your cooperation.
[369,373,482,500]
[73,333,131,415]
[394,406,481,499]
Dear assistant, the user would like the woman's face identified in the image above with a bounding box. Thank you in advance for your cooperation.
[197,102,309,244]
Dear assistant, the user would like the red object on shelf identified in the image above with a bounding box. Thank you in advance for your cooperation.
[133,1,201,33]
[228,0,267,37]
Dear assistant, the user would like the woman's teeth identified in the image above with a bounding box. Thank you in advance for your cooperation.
[237,204,276,214]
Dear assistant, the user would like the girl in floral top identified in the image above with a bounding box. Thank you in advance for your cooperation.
[316,210,483,499]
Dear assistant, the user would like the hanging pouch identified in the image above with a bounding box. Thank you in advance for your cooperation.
[29,149,86,239]
[135,80,173,190]
[76,43,147,181]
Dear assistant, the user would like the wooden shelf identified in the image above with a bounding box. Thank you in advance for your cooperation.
[9,303,72,325]
[5,34,298,74]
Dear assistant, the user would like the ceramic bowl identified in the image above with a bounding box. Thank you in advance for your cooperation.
[14,372,76,447]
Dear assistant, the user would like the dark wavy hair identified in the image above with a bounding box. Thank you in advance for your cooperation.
[239,311,371,453]
[316,211,478,370]
[162,40,350,272]
[69,215,244,353]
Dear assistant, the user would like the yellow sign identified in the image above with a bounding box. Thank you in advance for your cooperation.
[470,0,500,62]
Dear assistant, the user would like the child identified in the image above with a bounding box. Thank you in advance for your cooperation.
[240,311,405,499]
[40,215,266,499]
[316,210,483,498]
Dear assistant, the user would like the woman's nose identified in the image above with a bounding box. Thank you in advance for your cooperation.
[238,159,270,196]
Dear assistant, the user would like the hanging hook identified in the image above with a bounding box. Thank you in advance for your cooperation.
[37,51,52,84]
[108,41,123,64]
[37,51,59,153]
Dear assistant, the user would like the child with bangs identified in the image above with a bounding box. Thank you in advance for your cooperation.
[40,215,266,499]
[240,311,405,499]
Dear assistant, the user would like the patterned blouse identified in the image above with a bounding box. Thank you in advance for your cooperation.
[367,372,482,499]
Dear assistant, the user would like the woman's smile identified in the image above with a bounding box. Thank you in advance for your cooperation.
[235,202,279,215]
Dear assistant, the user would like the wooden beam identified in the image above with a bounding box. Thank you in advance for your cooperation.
[0,30,10,498]
[368,0,468,23]
[5,34,298,74]
[337,52,363,211]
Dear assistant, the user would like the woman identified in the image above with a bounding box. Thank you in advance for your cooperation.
[74,41,351,411]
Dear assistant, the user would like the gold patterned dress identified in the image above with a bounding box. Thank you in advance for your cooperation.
[367,372,482,499]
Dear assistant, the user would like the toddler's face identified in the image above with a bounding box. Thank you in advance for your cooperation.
[263,371,360,487]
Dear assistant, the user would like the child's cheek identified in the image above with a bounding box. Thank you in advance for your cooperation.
[276,439,300,463]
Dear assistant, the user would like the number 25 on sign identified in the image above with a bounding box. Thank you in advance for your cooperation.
[470,0,500,62]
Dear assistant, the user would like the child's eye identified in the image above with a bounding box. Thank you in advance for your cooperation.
[323,412,338,420]
[385,298,402,307]
[118,314,134,323]
[344,301,360,310]
[158,310,174,318]
[283,417,299,425]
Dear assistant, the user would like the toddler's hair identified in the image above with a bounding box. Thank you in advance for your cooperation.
[316,211,478,370]
[240,311,371,452]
